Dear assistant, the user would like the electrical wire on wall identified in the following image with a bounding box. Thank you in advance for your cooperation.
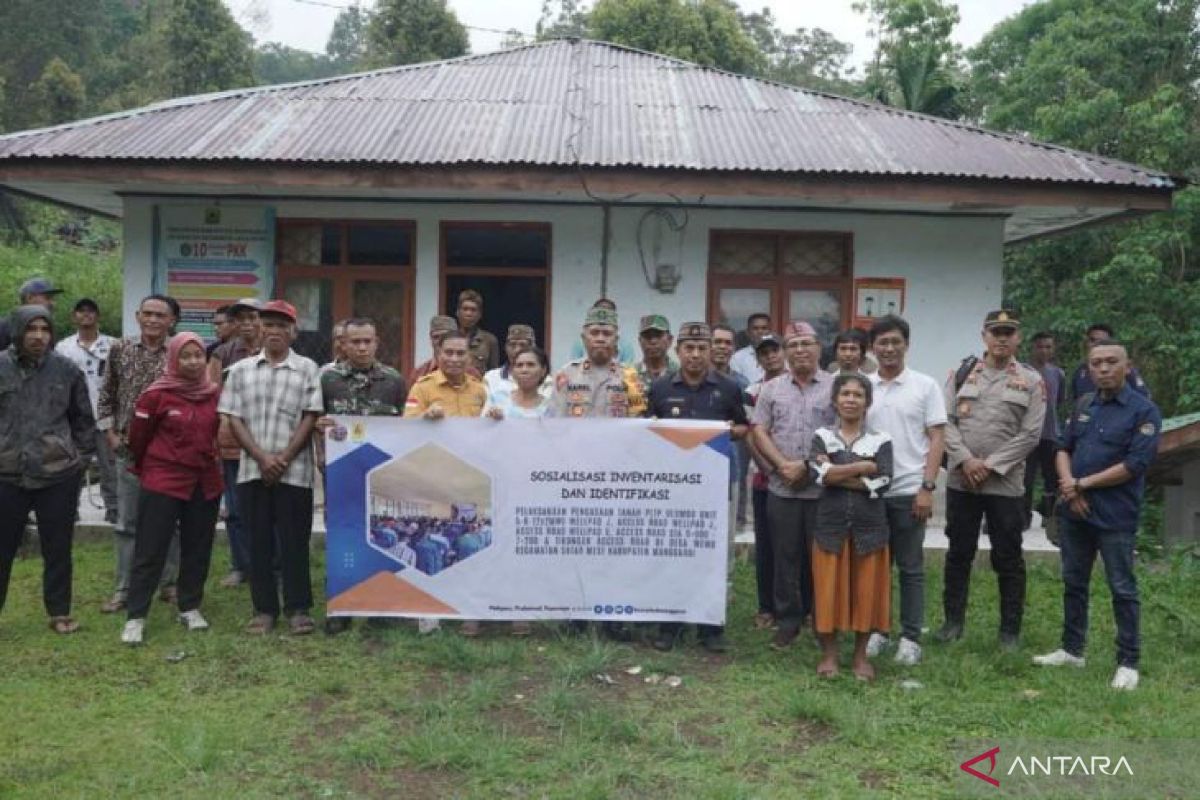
[637,205,688,292]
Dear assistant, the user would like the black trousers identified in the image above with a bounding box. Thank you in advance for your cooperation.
[0,474,80,618]
[767,494,817,633]
[752,487,774,615]
[127,486,219,619]
[239,480,314,618]
[943,488,1026,635]
[1023,439,1059,526]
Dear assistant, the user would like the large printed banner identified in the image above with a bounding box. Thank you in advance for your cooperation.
[324,417,731,625]
[153,204,275,338]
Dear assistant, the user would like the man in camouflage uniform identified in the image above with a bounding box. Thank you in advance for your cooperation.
[936,310,1045,650]
[319,317,407,635]
[548,307,645,419]
[632,314,679,393]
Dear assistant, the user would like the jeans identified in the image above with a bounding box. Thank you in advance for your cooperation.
[767,494,817,632]
[752,487,773,615]
[127,487,219,619]
[943,489,1026,636]
[114,454,179,598]
[222,459,249,573]
[734,440,750,523]
[1058,517,1140,668]
[240,480,314,618]
[884,495,926,642]
[0,474,80,618]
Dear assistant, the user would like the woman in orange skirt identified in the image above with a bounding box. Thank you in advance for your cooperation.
[808,373,894,681]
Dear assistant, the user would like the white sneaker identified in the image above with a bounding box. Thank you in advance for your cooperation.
[1111,666,1139,691]
[866,632,890,658]
[417,618,441,635]
[1032,648,1086,667]
[178,609,210,631]
[121,619,145,646]
[894,637,922,665]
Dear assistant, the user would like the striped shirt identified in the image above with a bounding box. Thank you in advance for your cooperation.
[217,349,323,488]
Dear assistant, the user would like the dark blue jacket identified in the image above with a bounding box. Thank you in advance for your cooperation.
[1059,385,1160,531]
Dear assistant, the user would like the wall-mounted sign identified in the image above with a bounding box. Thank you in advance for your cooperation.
[853,277,906,329]
[153,204,275,339]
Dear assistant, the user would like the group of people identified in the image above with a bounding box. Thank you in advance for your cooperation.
[368,513,493,576]
[0,277,1162,690]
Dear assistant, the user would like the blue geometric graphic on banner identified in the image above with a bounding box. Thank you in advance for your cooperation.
[704,431,733,461]
[326,443,403,601]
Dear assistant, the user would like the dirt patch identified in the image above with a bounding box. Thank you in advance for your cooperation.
[350,767,461,799]
[858,768,889,790]
[675,715,724,749]
[791,718,836,752]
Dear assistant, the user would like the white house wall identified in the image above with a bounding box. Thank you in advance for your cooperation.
[120,197,1003,376]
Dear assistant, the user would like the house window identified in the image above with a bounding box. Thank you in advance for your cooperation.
[276,220,416,371]
[707,230,852,348]
[440,222,552,361]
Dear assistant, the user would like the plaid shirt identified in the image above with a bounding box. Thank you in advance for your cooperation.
[750,369,836,499]
[96,336,168,438]
[218,349,323,488]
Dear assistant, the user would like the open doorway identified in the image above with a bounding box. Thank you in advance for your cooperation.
[440,222,551,362]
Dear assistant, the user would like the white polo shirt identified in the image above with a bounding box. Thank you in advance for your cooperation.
[55,331,115,415]
[867,367,947,496]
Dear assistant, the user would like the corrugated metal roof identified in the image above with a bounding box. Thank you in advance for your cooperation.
[0,39,1175,189]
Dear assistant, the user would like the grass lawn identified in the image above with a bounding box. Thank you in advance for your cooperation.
[1,538,1197,799]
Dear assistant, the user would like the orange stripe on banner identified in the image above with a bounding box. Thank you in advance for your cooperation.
[328,571,459,615]
[648,425,722,450]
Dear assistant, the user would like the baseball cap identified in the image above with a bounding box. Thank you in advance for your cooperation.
[754,333,782,351]
[259,299,298,323]
[229,297,262,315]
[19,277,63,299]
[639,314,671,334]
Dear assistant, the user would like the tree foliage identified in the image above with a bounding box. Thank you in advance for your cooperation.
[586,0,763,74]
[164,0,255,96]
[326,6,370,71]
[969,0,1200,415]
[857,0,963,117]
[364,0,470,69]
[31,57,86,127]
[738,8,857,93]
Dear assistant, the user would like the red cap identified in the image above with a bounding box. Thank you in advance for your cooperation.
[259,299,298,323]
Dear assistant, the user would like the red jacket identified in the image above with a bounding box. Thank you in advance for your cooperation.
[127,387,223,501]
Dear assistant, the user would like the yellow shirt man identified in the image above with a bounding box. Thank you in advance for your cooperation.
[403,370,487,418]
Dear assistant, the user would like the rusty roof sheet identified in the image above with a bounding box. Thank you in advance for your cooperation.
[0,39,1174,189]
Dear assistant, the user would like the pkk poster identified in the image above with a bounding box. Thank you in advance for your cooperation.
[153,204,275,338]
[324,417,732,625]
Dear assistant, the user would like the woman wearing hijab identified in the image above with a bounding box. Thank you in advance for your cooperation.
[120,333,223,645]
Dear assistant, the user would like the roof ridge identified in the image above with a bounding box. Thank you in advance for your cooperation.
[570,39,1168,181]
[0,38,1174,185]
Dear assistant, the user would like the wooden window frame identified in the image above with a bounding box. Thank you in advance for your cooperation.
[276,218,417,372]
[438,220,553,358]
[706,229,854,333]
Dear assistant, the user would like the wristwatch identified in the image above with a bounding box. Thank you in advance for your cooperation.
[920,480,937,492]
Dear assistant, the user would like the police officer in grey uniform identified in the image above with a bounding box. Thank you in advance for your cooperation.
[936,310,1045,650]
[548,306,644,641]
[547,307,645,419]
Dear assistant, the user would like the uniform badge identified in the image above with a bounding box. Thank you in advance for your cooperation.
[570,405,584,417]
[1138,422,1156,436]
[957,401,971,417]
[569,391,583,403]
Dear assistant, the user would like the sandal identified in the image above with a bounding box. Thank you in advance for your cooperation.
[49,616,80,634]
[245,614,275,635]
[289,614,316,635]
